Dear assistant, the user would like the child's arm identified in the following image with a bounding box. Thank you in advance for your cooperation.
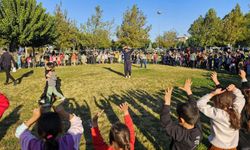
[227,84,245,113]
[239,70,250,90]
[15,108,40,149]
[91,110,109,150]
[120,103,135,148]
[179,79,196,105]
[197,88,226,119]
[211,72,224,89]
[53,104,83,150]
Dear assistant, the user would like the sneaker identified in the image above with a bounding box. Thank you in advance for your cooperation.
[128,76,131,78]
[39,99,45,104]
[4,82,8,85]
[125,76,128,78]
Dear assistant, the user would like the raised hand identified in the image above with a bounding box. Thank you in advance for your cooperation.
[211,72,220,85]
[164,87,173,105]
[227,84,236,92]
[210,88,226,97]
[179,79,192,95]
[32,108,41,120]
[92,109,104,127]
[119,102,129,115]
[239,70,247,80]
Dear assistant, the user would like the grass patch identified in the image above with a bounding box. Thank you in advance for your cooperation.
[0,64,240,150]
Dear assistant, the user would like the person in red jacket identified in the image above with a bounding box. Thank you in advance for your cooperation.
[0,92,9,118]
[91,103,135,150]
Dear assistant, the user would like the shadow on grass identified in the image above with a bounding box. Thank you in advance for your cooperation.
[0,105,23,141]
[64,98,93,150]
[16,70,34,84]
[103,67,124,77]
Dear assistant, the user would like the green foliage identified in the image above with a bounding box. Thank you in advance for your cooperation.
[188,9,221,47]
[80,5,113,49]
[221,4,246,47]
[117,5,151,49]
[155,30,177,48]
[0,0,56,50]
[54,4,80,50]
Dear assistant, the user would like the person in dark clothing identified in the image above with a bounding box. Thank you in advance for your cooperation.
[211,71,250,149]
[0,48,17,86]
[122,46,134,78]
[160,79,202,150]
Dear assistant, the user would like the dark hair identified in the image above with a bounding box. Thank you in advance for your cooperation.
[213,91,241,130]
[47,62,55,71]
[241,89,250,132]
[2,48,7,51]
[37,112,62,150]
[109,122,130,150]
[177,102,199,125]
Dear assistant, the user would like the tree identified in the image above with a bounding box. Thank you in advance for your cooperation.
[188,15,204,47]
[117,5,151,48]
[221,4,245,47]
[155,30,177,48]
[54,3,80,50]
[0,0,56,51]
[80,5,113,49]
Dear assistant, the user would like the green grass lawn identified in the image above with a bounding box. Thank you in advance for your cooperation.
[0,64,240,150]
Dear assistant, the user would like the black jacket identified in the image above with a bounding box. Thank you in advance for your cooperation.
[0,52,16,69]
[160,95,202,150]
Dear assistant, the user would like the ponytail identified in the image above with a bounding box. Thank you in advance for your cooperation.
[226,107,241,130]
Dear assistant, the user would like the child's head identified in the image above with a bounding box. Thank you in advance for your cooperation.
[37,112,62,150]
[109,122,130,150]
[213,91,241,130]
[177,102,199,127]
[46,62,55,71]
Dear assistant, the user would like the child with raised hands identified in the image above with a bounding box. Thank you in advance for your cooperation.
[211,71,250,149]
[15,104,83,150]
[160,79,202,150]
[91,103,135,150]
[197,84,245,150]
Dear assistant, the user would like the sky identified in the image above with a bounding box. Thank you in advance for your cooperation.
[37,0,249,41]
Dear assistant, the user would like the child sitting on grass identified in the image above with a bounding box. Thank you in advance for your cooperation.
[91,102,135,150]
[197,83,245,150]
[45,62,65,106]
[15,103,83,150]
[160,79,202,150]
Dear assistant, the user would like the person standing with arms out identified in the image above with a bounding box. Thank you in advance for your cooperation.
[123,46,134,78]
[0,48,17,86]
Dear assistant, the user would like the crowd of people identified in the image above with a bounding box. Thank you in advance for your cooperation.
[1,46,250,150]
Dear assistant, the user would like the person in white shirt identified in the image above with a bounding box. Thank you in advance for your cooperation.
[197,84,245,150]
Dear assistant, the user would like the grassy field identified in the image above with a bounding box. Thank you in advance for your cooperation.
[0,64,240,150]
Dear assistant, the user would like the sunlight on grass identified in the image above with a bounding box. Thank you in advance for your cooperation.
[0,64,239,150]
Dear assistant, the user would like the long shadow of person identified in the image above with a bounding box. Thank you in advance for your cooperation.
[0,105,23,141]
[16,70,34,84]
[103,67,124,77]
[63,98,94,150]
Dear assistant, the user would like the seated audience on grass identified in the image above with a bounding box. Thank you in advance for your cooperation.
[197,82,245,150]
[91,102,135,150]
[0,92,9,119]
[160,79,202,150]
[211,71,250,149]
[15,103,83,150]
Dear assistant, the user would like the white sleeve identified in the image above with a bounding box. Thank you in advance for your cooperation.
[233,88,245,113]
[15,123,28,138]
[67,114,84,150]
[197,94,221,120]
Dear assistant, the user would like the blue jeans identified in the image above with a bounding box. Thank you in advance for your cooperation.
[141,59,147,68]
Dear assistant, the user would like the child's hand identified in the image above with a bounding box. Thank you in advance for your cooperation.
[31,108,41,120]
[164,87,173,105]
[179,79,192,95]
[227,84,236,92]
[239,70,246,80]
[210,88,226,97]
[211,72,220,85]
[92,110,104,127]
[119,103,129,115]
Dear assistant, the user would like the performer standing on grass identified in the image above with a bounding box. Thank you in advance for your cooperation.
[122,46,134,78]
[0,48,17,86]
